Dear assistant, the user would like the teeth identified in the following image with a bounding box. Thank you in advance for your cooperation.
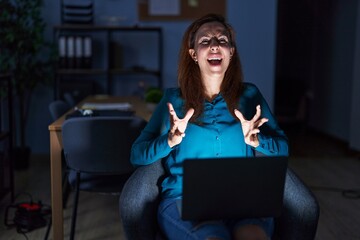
[208,58,221,61]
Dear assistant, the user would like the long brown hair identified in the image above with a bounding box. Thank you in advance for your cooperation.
[178,13,244,122]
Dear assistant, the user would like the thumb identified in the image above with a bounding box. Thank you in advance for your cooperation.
[234,109,246,122]
[184,108,195,121]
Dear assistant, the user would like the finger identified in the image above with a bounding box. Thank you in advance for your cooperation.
[168,103,178,134]
[251,105,262,122]
[249,128,260,135]
[234,109,246,123]
[256,118,269,128]
[183,108,195,121]
[169,124,178,135]
[177,109,193,134]
[167,102,178,120]
[167,102,174,115]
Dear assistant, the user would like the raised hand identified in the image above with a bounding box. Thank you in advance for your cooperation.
[234,105,268,148]
[167,102,195,148]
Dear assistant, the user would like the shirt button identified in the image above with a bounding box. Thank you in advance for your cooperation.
[216,136,219,140]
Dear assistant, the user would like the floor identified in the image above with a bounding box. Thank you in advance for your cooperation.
[0,126,360,240]
[285,124,360,240]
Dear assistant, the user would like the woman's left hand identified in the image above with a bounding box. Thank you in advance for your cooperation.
[234,105,268,148]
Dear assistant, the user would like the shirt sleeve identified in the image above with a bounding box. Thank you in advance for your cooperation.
[130,89,174,167]
[242,83,289,156]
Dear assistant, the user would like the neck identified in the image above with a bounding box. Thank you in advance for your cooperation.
[204,87,220,101]
[202,74,223,101]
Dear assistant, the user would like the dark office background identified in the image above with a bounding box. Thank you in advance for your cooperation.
[19,0,360,154]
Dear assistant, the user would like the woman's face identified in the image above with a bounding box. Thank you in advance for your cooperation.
[189,21,234,79]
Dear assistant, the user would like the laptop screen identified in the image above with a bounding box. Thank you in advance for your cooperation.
[181,156,288,221]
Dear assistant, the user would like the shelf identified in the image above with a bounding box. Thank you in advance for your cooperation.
[57,68,107,75]
[56,68,160,76]
[53,25,163,98]
[54,25,162,32]
[110,68,160,76]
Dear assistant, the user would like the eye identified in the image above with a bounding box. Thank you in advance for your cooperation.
[200,39,210,45]
[218,37,228,44]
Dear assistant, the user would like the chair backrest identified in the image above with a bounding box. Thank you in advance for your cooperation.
[49,100,70,121]
[62,116,146,174]
[63,92,77,107]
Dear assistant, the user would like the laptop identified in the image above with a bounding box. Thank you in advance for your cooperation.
[180,156,288,221]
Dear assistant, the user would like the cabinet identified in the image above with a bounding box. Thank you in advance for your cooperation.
[0,74,14,202]
[53,25,163,100]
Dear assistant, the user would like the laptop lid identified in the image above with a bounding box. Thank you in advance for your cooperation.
[181,156,288,221]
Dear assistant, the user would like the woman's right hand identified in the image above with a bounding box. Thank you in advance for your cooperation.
[167,102,194,148]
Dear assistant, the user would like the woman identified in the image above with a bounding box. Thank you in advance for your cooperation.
[131,14,288,240]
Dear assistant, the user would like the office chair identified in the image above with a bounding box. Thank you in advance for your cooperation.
[120,159,320,240]
[62,116,147,240]
[63,92,77,107]
[49,100,70,121]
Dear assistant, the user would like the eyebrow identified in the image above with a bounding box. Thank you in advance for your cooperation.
[197,27,229,37]
[196,34,229,42]
[197,30,229,39]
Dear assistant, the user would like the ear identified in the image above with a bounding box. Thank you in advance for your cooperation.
[188,49,196,60]
[230,47,235,57]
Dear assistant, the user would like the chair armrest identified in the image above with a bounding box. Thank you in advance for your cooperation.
[119,160,165,240]
[274,168,320,240]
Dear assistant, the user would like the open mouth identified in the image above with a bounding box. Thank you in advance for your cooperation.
[207,57,222,65]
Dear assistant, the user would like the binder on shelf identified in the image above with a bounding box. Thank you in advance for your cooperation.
[83,36,92,69]
[75,36,83,68]
[66,36,75,69]
[58,35,67,68]
[58,35,92,69]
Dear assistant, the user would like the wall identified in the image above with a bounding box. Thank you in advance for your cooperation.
[349,0,360,151]
[26,0,278,154]
[308,0,358,143]
[274,0,360,151]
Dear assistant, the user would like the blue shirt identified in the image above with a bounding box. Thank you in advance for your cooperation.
[131,83,289,199]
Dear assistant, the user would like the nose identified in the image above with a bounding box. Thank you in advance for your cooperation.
[210,38,220,51]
